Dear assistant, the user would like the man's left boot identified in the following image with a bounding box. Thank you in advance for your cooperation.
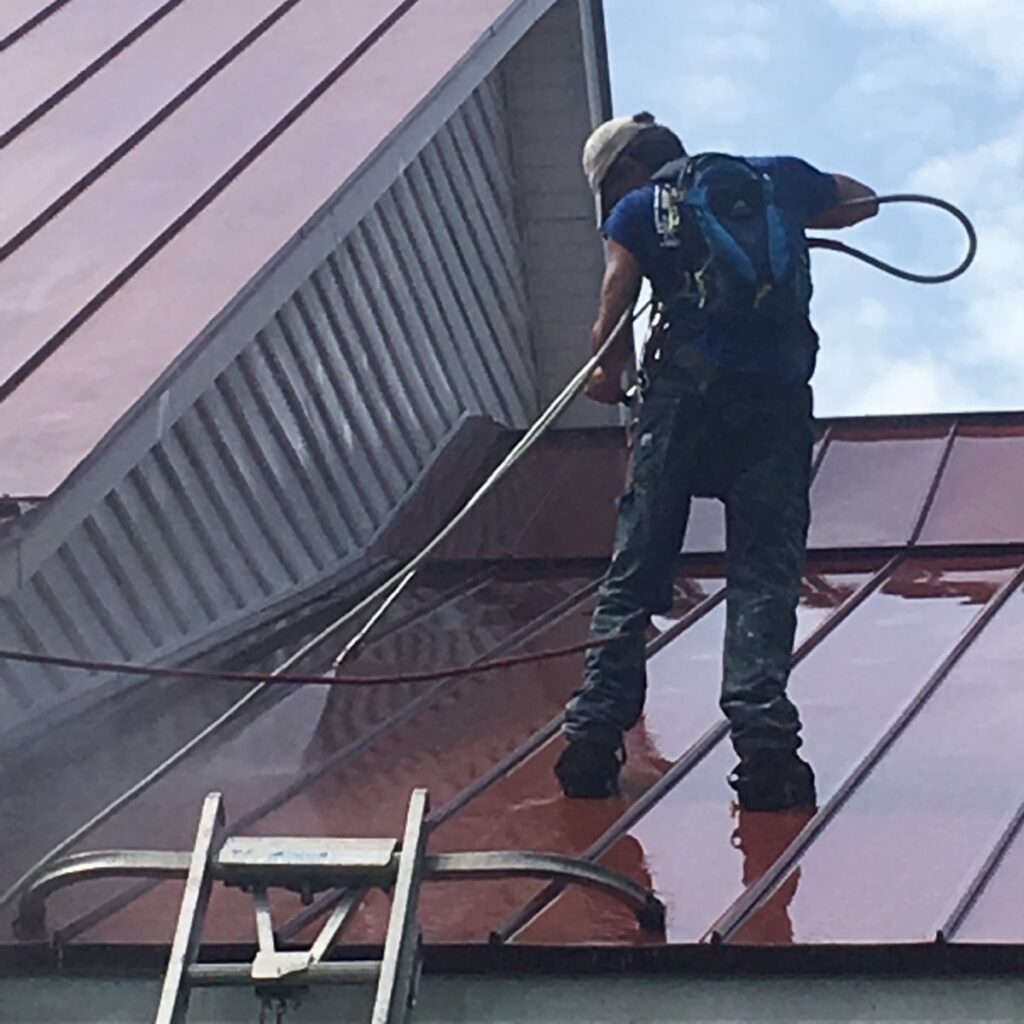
[554,739,623,798]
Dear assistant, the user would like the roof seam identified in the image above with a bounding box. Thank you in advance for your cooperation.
[491,554,901,944]
[939,795,1024,943]
[0,0,300,256]
[0,0,428,402]
[0,0,184,152]
[908,418,960,546]
[710,557,1024,943]
[0,0,69,52]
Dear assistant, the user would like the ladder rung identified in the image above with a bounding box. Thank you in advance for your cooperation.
[188,961,381,987]
[217,837,397,890]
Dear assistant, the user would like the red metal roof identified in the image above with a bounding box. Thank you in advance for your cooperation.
[0,0,526,497]
[5,413,1024,956]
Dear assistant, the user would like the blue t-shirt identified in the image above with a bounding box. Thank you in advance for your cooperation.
[603,156,839,380]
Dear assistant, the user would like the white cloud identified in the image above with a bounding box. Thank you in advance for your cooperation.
[829,0,1024,88]
[677,72,754,123]
[810,115,1024,415]
[810,290,986,416]
[908,120,1024,379]
[909,123,1024,205]
[830,47,959,156]
[855,358,981,414]
[701,31,772,65]
[604,0,777,137]
[844,51,963,96]
[815,335,982,417]
[605,0,1021,415]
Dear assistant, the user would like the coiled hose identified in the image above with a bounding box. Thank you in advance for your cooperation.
[809,193,977,283]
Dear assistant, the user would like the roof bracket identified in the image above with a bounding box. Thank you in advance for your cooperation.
[14,789,665,1023]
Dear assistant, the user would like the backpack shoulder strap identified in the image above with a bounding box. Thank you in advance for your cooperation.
[651,157,694,248]
[650,155,693,189]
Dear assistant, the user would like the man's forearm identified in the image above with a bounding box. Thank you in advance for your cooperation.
[592,241,642,366]
[592,310,635,367]
[808,174,879,229]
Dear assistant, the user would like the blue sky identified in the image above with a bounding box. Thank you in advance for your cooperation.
[603,0,1024,416]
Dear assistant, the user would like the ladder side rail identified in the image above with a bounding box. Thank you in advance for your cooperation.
[372,789,430,1024]
[154,793,225,1024]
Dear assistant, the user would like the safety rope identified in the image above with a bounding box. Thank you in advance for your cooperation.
[0,632,623,689]
[809,193,977,284]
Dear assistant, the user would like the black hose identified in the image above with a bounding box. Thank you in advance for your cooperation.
[808,193,977,284]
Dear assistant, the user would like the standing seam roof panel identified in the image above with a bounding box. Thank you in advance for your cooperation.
[0,52,541,737]
[917,425,1024,545]
[421,569,872,943]
[517,558,1019,945]
[730,571,1024,944]
[9,419,1024,951]
[954,799,1024,943]
[807,428,951,549]
[0,0,402,387]
[67,577,612,941]
[0,0,536,496]
[0,1,68,47]
[0,0,292,248]
[0,0,172,132]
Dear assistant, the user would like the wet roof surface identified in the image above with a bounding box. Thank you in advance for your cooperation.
[0,0,521,497]
[4,412,1024,954]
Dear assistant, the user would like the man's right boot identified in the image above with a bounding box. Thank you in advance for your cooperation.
[727,749,817,812]
[554,739,623,798]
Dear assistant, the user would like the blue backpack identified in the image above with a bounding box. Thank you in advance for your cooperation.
[651,154,812,336]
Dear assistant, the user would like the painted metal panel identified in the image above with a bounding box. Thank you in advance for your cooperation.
[808,426,950,549]
[731,566,1024,945]
[0,0,543,495]
[0,57,537,742]
[954,814,1024,943]
[917,425,1024,545]
[518,557,1017,945]
[0,1,67,46]
[64,571,713,946]
[682,499,727,554]
[6,453,1024,953]
[24,573,594,942]
[0,0,391,387]
[0,0,173,136]
[0,0,289,245]
[420,569,871,943]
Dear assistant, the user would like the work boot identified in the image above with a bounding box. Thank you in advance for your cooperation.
[554,740,623,798]
[728,750,816,812]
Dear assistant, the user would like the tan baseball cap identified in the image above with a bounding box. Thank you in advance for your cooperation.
[582,112,656,225]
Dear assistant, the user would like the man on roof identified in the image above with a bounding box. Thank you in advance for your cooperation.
[555,113,877,810]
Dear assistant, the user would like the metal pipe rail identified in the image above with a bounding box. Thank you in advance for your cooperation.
[189,961,381,987]
[14,847,664,939]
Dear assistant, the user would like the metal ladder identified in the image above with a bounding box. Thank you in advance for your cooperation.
[155,790,431,1024]
[14,788,664,1023]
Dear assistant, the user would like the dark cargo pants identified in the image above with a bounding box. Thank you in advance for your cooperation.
[563,358,814,757]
